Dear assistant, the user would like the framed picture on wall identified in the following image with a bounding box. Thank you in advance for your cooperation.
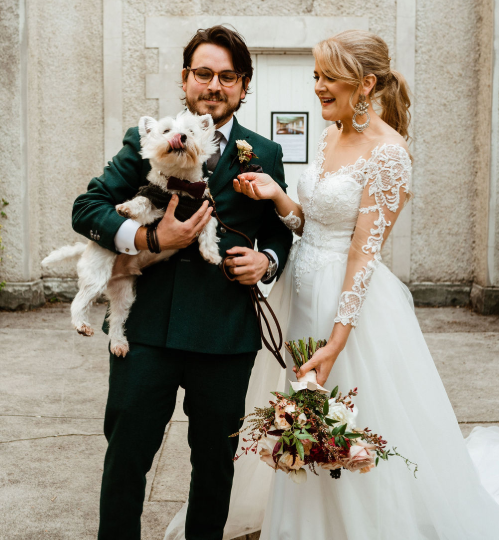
[271,112,309,164]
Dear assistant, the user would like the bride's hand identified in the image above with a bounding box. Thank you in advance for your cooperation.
[294,346,340,387]
[233,172,283,201]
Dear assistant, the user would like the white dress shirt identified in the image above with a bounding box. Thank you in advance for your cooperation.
[113,115,278,270]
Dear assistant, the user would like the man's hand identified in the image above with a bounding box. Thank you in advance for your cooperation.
[224,246,269,285]
[135,194,213,251]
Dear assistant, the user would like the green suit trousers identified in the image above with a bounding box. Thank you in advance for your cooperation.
[98,343,255,540]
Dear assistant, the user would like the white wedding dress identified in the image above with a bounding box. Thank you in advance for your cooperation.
[164,128,499,540]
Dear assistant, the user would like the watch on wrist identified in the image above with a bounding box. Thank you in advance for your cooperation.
[262,251,277,282]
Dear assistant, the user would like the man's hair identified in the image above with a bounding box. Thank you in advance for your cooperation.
[183,25,253,85]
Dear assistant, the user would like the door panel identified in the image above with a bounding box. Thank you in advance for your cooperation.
[235,54,329,295]
[236,54,328,202]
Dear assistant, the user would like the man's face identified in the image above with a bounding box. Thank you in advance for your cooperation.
[182,43,247,127]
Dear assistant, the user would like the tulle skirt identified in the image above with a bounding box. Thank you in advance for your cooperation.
[164,252,499,540]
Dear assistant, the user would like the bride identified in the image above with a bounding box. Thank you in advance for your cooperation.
[165,29,499,539]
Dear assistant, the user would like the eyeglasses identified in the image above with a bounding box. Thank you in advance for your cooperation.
[186,67,246,88]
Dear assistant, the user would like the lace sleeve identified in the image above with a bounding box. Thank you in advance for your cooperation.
[276,209,302,231]
[334,144,412,327]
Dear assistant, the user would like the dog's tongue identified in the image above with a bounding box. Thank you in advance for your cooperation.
[170,133,184,150]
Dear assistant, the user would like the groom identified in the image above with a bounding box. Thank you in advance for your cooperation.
[72,25,292,540]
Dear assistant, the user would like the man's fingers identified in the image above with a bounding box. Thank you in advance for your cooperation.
[228,255,250,267]
[192,207,213,234]
[183,200,209,229]
[233,179,242,193]
[164,194,179,218]
[226,246,250,256]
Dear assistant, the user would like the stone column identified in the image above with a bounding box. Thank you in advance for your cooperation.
[0,0,44,309]
[471,0,499,314]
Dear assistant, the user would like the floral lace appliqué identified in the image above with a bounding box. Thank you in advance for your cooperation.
[333,144,412,327]
[277,209,302,231]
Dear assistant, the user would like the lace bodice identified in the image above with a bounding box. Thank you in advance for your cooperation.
[288,127,412,327]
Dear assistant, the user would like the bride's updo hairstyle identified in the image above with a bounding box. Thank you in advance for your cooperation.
[314,30,411,140]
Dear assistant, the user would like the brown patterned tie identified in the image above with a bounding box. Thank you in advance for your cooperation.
[206,131,225,173]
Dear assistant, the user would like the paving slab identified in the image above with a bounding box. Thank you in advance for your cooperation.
[416,306,499,333]
[426,332,499,422]
[142,501,184,540]
[0,303,497,540]
[0,328,109,418]
[150,422,191,503]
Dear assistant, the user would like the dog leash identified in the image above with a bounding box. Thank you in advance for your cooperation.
[208,195,286,369]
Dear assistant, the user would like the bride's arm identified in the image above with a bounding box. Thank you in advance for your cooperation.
[297,144,412,386]
[234,172,305,236]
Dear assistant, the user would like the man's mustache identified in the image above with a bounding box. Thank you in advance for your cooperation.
[198,93,227,103]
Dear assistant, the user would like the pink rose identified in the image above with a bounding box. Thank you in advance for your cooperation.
[258,436,280,470]
[274,400,296,430]
[301,439,314,456]
[278,451,305,472]
[259,448,278,470]
[344,442,375,473]
[319,461,342,470]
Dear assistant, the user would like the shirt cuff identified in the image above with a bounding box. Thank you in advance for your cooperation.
[114,219,142,255]
[262,249,279,269]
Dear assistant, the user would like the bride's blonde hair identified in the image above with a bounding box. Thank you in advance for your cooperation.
[314,30,411,140]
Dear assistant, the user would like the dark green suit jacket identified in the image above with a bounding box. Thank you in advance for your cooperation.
[72,117,293,354]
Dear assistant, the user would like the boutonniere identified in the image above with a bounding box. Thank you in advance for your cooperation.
[232,140,263,174]
[236,139,258,165]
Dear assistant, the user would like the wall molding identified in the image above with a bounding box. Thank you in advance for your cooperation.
[103,0,123,165]
[4,279,496,313]
[488,0,499,286]
[470,282,499,315]
[19,0,30,280]
[391,0,416,283]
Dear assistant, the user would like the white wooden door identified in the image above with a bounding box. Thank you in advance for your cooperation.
[236,54,328,294]
[236,54,328,203]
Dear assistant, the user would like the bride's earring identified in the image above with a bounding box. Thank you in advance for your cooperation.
[352,94,370,132]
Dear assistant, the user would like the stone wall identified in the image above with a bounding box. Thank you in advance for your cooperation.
[0,0,29,283]
[0,0,498,311]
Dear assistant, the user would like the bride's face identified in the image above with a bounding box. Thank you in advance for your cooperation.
[314,62,358,123]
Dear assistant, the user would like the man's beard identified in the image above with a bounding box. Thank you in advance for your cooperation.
[185,91,241,126]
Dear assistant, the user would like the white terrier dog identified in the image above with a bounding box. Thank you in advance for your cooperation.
[42,110,221,357]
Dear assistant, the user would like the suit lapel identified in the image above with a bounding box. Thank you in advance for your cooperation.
[209,116,250,198]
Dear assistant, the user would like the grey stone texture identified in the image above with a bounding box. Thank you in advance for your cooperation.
[1,0,498,309]
[0,303,497,539]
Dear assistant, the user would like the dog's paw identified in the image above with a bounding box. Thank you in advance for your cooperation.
[110,341,130,357]
[200,250,223,265]
[116,203,135,219]
[76,323,94,337]
[208,253,223,265]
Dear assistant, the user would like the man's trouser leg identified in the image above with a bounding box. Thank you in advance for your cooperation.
[98,343,182,540]
[183,350,256,540]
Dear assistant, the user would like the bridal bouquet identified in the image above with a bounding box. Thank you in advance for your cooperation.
[232,337,417,483]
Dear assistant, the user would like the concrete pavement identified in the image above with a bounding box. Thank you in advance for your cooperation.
[0,303,497,539]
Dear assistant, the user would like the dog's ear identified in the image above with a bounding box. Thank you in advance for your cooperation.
[199,114,214,131]
[138,116,157,137]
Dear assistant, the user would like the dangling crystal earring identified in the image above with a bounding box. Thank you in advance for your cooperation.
[352,94,370,132]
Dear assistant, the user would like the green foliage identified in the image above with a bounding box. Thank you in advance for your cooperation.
[285,337,328,369]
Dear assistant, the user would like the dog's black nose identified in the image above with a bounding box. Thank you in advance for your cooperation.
[180,134,187,143]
